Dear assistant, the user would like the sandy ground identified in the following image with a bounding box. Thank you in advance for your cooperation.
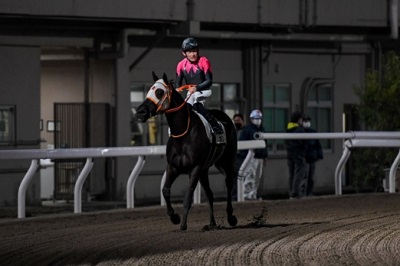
[1,193,400,265]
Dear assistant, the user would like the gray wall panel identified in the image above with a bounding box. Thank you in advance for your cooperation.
[195,0,259,23]
[261,0,301,25]
[0,0,187,21]
[316,0,387,26]
[0,45,41,206]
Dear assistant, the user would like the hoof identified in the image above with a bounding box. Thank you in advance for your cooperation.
[228,215,238,226]
[170,213,181,225]
[180,224,187,231]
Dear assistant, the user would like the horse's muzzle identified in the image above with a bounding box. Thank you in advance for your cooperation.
[136,100,156,122]
[136,108,148,123]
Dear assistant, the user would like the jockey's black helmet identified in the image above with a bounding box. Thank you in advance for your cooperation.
[182,37,199,52]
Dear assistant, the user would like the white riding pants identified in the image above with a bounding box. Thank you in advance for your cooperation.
[186,89,212,105]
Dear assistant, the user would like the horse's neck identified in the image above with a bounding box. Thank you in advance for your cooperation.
[166,108,191,137]
[165,92,191,136]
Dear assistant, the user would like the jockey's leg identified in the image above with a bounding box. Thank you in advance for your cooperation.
[186,91,195,105]
[193,102,224,134]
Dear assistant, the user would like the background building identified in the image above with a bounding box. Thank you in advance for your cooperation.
[0,0,398,206]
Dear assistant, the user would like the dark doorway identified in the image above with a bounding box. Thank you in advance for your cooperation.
[53,103,113,201]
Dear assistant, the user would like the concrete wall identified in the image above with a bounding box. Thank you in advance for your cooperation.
[0,0,392,27]
[0,0,187,21]
[0,46,41,206]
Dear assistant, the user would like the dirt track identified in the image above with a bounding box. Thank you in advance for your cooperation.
[1,193,400,265]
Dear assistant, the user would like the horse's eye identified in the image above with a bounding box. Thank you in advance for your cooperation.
[155,89,164,99]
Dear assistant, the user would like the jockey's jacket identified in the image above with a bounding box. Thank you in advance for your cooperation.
[175,56,213,91]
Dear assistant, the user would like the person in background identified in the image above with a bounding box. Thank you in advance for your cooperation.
[175,37,223,134]
[233,113,245,134]
[232,113,245,200]
[286,111,307,199]
[302,114,323,197]
[238,109,268,200]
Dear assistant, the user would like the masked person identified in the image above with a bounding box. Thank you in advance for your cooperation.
[238,110,268,200]
[233,113,245,140]
[286,111,307,199]
[302,115,323,197]
[175,37,223,134]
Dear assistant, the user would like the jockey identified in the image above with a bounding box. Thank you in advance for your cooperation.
[175,37,224,134]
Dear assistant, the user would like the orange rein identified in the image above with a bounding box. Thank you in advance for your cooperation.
[164,84,194,113]
[167,84,195,138]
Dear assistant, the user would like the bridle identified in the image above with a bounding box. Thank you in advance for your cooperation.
[146,80,194,138]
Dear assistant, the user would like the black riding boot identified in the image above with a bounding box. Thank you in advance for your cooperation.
[193,102,224,134]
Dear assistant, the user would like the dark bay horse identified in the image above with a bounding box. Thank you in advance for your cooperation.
[136,72,238,230]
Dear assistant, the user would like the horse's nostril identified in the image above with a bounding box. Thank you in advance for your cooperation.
[136,106,149,122]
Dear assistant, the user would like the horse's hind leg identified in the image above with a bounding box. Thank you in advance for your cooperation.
[162,165,181,225]
[216,163,238,227]
[199,170,217,227]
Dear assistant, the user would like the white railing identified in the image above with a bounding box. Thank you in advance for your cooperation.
[254,131,400,195]
[3,131,399,219]
[335,139,400,194]
[0,140,265,218]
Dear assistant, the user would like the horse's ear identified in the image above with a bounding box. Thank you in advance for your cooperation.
[162,73,169,84]
[152,71,158,82]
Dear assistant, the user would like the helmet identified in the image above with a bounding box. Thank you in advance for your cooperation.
[182,37,199,52]
[250,109,262,119]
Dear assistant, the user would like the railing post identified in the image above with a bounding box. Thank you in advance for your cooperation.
[18,159,40,218]
[74,158,94,213]
[334,141,352,195]
[160,171,167,206]
[237,150,255,202]
[389,149,400,193]
[127,156,146,208]
[193,183,201,204]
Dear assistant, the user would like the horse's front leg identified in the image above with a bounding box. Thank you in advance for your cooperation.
[199,169,217,228]
[162,165,181,225]
[180,166,201,231]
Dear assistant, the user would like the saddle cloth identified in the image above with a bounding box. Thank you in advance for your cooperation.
[193,110,226,144]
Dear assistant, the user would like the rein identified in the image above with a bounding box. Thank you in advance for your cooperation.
[164,84,194,113]
[165,84,195,138]
[170,104,191,138]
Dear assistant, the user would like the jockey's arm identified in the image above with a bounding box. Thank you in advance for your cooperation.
[195,72,213,91]
[174,71,184,89]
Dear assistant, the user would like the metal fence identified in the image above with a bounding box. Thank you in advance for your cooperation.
[1,131,400,219]
[0,140,266,218]
[254,131,400,195]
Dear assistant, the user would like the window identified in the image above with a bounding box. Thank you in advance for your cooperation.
[0,105,16,146]
[262,84,291,154]
[305,83,333,149]
[207,83,241,119]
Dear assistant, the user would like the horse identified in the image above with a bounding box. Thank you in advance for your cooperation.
[136,72,238,231]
